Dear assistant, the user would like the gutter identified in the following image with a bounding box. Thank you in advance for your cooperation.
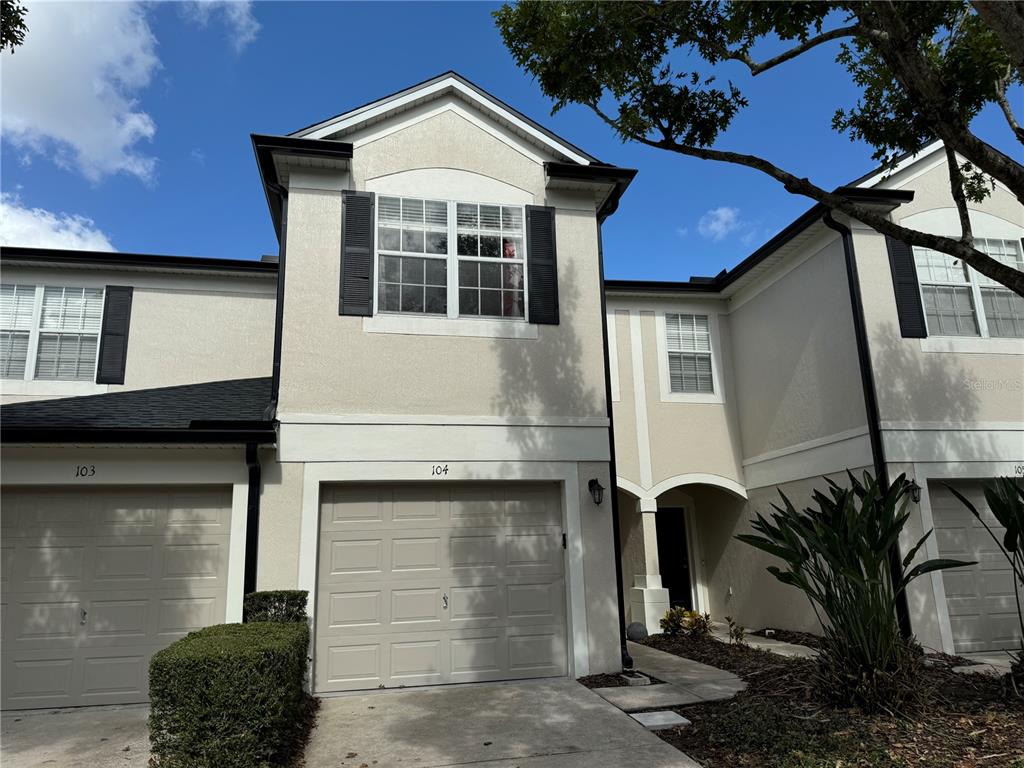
[596,219,634,671]
[0,425,277,444]
[265,183,289,419]
[0,245,278,275]
[243,442,262,596]
[822,212,913,639]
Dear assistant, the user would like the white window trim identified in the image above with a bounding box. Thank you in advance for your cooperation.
[371,195,529,325]
[915,238,1023,342]
[654,309,725,404]
[1,283,105,383]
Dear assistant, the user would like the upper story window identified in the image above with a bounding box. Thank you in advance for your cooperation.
[1,284,104,381]
[376,196,526,320]
[665,313,714,393]
[914,238,1024,339]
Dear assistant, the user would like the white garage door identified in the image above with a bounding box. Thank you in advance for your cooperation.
[1,486,232,709]
[932,480,1022,653]
[315,483,567,693]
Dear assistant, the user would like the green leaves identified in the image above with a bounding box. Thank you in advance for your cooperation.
[737,471,973,710]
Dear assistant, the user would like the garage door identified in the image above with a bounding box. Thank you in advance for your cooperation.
[932,480,1021,653]
[315,483,567,692]
[1,486,232,709]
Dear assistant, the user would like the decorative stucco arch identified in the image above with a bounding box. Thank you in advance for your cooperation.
[616,473,747,508]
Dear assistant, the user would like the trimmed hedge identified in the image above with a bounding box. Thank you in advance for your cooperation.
[244,590,309,623]
[149,622,310,768]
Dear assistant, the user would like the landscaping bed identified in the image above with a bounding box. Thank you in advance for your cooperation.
[640,634,1024,768]
[750,627,822,649]
[577,671,665,688]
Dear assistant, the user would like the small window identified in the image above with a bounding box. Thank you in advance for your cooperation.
[0,283,104,381]
[666,313,713,393]
[914,239,1024,339]
[456,203,525,318]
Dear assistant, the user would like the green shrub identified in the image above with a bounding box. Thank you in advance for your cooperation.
[149,622,310,768]
[243,590,309,623]
[736,471,972,712]
[726,615,746,645]
[660,607,712,637]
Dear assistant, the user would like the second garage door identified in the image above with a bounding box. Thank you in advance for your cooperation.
[315,483,567,693]
[932,480,1022,653]
[1,486,232,709]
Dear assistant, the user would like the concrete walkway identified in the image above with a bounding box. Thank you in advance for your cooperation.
[591,642,745,712]
[1,704,150,768]
[305,677,699,767]
[709,625,818,659]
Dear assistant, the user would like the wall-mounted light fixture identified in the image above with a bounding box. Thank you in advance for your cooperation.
[588,478,605,506]
[908,480,922,504]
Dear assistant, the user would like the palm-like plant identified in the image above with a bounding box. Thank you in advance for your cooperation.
[945,477,1023,695]
[737,471,973,711]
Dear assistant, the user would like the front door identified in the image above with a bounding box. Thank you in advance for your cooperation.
[656,508,692,610]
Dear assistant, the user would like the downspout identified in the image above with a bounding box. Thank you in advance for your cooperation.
[596,218,634,670]
[822,212,912,639]
[243,441,262,597]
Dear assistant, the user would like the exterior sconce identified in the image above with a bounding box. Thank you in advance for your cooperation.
[908,480,922,503]
[588,478,605,506]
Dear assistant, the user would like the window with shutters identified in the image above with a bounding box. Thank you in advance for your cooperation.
[665,314,714,393]
[0,284,104,380]
[375,196,527,320]
[914,239,1024,339]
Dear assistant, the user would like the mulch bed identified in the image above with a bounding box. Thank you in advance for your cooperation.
[751,627,823,649]
[640,634,1024,768]
[578,671,665,688]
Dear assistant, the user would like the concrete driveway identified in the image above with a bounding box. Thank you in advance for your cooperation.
[1,678,696,768]
[1,704,150,768]
[305,677,696,767]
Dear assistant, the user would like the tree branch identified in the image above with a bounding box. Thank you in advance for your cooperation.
[994,68,1024,145]
[586,102,1024,296]
[945,146,974,245]
[724,25,864,75]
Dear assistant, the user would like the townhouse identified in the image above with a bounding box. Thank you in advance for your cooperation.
[1,73,1020,709]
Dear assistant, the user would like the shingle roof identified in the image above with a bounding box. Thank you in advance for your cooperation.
[1,377,275,443]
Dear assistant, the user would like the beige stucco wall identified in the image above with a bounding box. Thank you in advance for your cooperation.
[855,155,1024,427]
[729,236,868,459]
[277,112,607,420]
[1,267,276,404]
[256,456,304,590]
[578,461,621,673]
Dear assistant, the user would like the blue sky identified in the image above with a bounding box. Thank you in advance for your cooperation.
[1,1,1020,281]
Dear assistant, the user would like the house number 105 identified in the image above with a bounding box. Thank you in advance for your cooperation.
[75,465,96,478]
[431,465,449,476]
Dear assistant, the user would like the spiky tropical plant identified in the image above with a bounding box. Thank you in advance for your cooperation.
[737,471,973,712]
[946,477,1024,696]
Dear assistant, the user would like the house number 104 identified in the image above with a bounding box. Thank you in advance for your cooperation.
[431,465,449,476]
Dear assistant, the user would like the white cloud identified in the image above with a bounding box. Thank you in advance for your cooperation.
[0,193,115,251]
[182,1,260,53]
[1,2,159,182]
[697,206,741,241]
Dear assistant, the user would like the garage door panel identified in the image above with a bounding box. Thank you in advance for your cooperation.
[1,486,231,709]
[932,480,1022,654]
[316,483,567,693]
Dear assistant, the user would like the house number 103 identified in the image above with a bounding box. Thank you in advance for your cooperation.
[75,465,96,478]
[431,465,449,476]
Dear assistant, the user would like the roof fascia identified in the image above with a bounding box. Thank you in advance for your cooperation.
[0,246,278,275]
[0,425,277,445]
[293,73,596,166]
[544,161,638,221]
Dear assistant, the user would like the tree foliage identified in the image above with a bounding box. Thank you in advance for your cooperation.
[495,1,1024,296]
[1,0,28,54]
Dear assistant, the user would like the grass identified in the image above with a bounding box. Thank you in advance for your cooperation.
[640,634,1024,768]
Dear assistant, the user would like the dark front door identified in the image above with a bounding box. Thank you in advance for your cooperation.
[656,508,692,610]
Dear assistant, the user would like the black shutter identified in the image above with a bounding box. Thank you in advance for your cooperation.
[95,286,133,384]
[885,236,927,338]
[339,190,375,316]
[526,205,559,325]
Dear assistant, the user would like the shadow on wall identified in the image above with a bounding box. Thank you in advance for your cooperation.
[696,324,986,635]
[0,485,226,722]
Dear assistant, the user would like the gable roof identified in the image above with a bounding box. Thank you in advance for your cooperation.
[290,71,600,166]
[0,377,276,444]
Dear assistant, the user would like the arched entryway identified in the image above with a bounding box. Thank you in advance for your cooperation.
[616,475,747,632]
